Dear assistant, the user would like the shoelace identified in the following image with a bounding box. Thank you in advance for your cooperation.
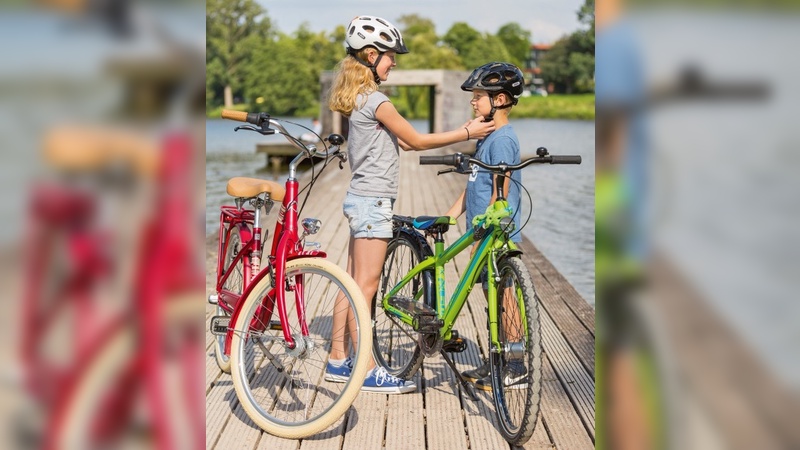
[373,367,404,386]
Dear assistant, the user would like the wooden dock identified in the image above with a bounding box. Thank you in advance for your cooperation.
[205,147,595,449]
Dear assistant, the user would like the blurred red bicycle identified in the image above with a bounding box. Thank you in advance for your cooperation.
[208,110,371,439]
[20,126,204,449]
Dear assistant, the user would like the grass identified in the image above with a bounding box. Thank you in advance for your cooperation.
[512,94,595,120]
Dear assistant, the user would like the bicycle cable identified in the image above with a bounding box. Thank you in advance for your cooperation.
[471,168,531,241]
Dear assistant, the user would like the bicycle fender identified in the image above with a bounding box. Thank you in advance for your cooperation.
[227,251,328,336]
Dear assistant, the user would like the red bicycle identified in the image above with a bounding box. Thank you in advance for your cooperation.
[209,110,370,438]
[20,125,204,449]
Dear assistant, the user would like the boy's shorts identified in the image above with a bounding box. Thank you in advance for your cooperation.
[343,192,395,239]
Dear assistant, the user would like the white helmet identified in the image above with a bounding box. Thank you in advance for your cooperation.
[345,15,409,55]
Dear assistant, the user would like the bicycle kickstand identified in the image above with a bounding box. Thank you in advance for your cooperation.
[439,350,479,401]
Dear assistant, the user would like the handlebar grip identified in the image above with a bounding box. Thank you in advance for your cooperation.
[221,110,249,122]
[419,154,459,166]
[550,155,582,164]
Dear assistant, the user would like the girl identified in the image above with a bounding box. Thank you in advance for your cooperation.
[325,15,495,394]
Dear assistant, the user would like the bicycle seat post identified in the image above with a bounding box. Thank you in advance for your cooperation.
[250,196,264,278]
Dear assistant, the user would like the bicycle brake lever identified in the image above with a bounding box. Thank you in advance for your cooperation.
[336,150,347,169]
[234,125,275,135]
[438,168,456,175]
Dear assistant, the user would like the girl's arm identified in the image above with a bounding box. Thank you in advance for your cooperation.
[376,101,495,151]
[398,138,413,151]
[446,190,466,219]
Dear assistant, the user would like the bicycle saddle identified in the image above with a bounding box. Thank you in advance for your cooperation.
[44,126,159,176]
[226,177,286,201]
[393,215,454,232]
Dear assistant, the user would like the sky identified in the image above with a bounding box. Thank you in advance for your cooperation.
[256,0,587,44]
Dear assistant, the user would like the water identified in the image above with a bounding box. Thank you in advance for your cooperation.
[206,118,595,306]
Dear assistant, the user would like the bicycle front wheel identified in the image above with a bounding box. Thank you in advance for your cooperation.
[373,230,431,378]
[229,258,370,439]
[490,256,542,446]
[215,227,245,373]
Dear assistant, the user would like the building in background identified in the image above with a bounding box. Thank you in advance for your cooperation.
[524,43,552,95]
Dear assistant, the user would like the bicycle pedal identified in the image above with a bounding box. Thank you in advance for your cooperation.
[210,316,230,336]
[443,330,467,353]
[387,296,436,317]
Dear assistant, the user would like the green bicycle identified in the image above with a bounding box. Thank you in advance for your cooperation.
[373,149,581,445]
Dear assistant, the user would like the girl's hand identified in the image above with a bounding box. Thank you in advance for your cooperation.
[465,116,495,140]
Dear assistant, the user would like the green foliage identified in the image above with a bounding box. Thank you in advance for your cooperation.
[205,8,594,118]
[442,22,512,70]
[538,0,595,94]
[496,23,532,68]
[512,94,595,120]
[206,0,272,107]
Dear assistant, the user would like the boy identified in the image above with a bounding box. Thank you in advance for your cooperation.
[445,62,525,390]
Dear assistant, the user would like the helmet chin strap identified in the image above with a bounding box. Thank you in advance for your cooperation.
[349,51,383,84]
[485,94,513,121]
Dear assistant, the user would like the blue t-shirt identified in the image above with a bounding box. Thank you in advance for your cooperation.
[596,20,648,261]
[465,125,522,242]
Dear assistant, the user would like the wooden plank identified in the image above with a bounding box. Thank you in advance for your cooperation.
[206,377,237,448]
[523,415,556,450]
[206,146,596,449]
[649,253,800,448]
[384,384,426,450]
[340,392,388,450]
[519,245,595,377]
[539,356,594,449]
[422,359,470,450]
[523,240,594,334]
[540,310,595,436]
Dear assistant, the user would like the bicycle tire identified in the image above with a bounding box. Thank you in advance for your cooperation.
[489,256,542,446]
[229,258,370,439]
[53,294,205,449]
[373,229,432,378]
[215,227,246,373]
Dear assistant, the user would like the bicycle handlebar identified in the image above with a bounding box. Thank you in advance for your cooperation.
[420,149,581,173]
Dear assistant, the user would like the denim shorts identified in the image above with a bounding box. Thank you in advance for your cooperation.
[342,192,395,239]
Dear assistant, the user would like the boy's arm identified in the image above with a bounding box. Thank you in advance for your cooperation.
[490,173,512,205]
[446,190,466,219]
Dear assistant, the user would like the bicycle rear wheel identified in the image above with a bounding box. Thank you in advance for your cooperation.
[373,230,431,378]
[229,258,370,439]
[214,227,246,373]
[490,256,542,446]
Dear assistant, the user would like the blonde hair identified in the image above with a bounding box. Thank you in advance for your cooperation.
[328,48,379,117]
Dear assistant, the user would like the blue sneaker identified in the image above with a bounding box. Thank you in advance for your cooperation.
[361,366,416,394]
[324,357,353,383]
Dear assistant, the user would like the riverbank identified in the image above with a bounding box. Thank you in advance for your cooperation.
[206,94,594,121]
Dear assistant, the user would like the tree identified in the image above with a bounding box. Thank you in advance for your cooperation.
[206,0,272,108]
[539,33,595,93]
[496,23,532,68]
[391,15,463,118]
[443,22,512,70]
[538,0,595,93]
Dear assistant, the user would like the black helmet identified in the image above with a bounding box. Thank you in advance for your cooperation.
[461,62,525,105]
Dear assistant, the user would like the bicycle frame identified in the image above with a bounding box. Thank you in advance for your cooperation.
[219,147,327,354]
[27,130,205,450]
[382,200,526,353]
